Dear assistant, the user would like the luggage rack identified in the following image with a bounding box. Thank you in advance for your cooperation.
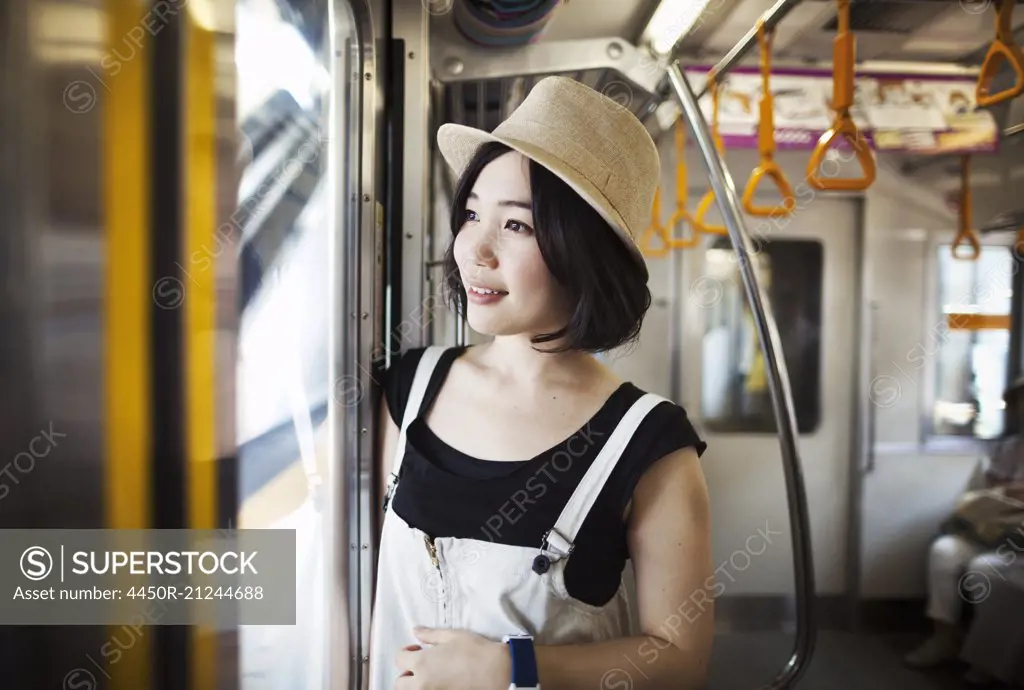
[438,68,661,133]
[430,14,665,130]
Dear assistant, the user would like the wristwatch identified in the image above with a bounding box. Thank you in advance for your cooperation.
[502,634,539,690]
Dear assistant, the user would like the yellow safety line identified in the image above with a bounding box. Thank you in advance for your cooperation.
[104,0,151,688]
[185,16,219,690]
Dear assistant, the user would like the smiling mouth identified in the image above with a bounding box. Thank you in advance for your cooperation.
[467,284,508,296]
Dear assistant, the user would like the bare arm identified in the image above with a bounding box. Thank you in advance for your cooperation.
[377,392,400,526]
[531,445,714,690]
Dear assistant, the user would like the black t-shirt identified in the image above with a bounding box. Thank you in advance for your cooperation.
[383,346,707,607]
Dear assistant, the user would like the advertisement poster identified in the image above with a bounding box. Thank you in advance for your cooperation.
[865,77,998,154]
[683,67,998,155]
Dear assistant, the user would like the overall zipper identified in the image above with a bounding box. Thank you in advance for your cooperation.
[423,533,448,625]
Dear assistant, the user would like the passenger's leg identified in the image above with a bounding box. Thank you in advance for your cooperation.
[958,551,1010,684]
[904,534,986,667]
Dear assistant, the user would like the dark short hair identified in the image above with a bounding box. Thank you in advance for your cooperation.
[441,141,652,354]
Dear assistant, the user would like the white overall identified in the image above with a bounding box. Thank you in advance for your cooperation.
[369,346,669,690]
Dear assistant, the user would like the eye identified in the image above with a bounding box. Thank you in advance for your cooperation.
[463,209,478,223]
[505,219,531,233]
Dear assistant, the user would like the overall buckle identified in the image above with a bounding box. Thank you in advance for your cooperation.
[382,472,399,513]
[533,529,574,575]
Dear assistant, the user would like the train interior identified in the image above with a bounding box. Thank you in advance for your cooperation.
[3,0,1024,688]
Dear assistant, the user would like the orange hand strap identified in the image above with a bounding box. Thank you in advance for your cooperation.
[952,155,980,261]
[743,20,796,217]
[695,78,730,236]
[666,118,700,248]
[976,0,1024,107]
[640,186,672,258]
[806,0,876,191]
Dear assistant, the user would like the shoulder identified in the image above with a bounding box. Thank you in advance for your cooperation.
[382,347,430,426]
[598,384,704,513]
[382,345,466,426]
[610,385,707,516]
[629,443,708,529]
[628,386,707,460]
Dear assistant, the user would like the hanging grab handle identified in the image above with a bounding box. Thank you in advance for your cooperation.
[806,118,875,191]
[952,155,981,261]
[694,79,730,236]
[743,20,796,217]
[806,0,876,191]
[976,0,1024,107]
[640,186,673,258]
[667,118,701,249]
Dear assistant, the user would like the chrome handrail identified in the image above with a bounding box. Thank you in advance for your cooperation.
[695,0,807,100]
[667,63,817,689]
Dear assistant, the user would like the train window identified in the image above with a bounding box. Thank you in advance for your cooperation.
[701,238,823,434]
[929,245,1013,440]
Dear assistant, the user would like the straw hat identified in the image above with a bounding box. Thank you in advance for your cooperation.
[436,75,660,267]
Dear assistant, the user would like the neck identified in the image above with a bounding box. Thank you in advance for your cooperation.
[475,335,598,389]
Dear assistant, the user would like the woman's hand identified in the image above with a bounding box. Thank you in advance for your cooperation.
[395,627,510,690]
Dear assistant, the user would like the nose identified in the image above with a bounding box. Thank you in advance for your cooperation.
[466,225,499,271]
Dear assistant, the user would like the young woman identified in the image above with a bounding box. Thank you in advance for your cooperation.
[370,76,713,690]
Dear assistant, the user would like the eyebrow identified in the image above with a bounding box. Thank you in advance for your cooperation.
[467,192,532,211]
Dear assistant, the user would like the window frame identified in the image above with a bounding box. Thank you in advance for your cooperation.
[921,229,1016,451]
[699,236,825,436]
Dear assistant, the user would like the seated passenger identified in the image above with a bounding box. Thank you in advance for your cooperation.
[958,558,1024,686]
[905,386,1024,670]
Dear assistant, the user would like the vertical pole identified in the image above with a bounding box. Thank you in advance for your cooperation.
[667,62,817,689]
[1006,247,1024,433]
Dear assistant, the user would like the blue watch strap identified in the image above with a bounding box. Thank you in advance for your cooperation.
[506,636,539,688]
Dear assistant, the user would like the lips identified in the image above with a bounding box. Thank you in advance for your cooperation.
[465,282,508,306]
[466,283,508,296]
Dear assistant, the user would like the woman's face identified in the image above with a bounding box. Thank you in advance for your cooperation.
[453,151,570,339]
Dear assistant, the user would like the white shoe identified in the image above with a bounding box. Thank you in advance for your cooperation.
[903,634,959,668]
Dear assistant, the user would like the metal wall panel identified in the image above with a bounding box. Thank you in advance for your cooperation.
[0,0,107,685]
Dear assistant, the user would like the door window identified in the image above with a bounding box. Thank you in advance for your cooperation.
[700,238,824,434]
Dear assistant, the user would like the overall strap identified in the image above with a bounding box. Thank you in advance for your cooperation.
[392,345,447,478]
[542,392,669,559]
[383,346,447,511]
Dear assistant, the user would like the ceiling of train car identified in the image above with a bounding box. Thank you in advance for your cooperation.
[431,0,1018,130]
[432,0,1024,122]
[536,0,1024,66]
[699,0,1024,65]
[433,0,1024,221]
[537,0,658,41]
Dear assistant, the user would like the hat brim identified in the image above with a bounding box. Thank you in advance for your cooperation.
[436,122,645,268]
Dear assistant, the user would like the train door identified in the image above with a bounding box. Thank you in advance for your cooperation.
[233,0,381,688]
[680,196,861,616]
